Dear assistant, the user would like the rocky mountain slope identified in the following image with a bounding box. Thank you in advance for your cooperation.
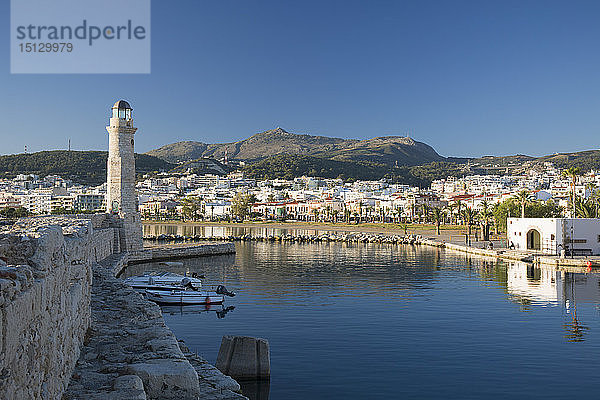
[146,128,445,166]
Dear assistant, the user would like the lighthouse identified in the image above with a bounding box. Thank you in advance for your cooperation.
[106,100,143,251]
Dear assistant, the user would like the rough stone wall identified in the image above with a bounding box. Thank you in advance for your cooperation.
[0,217,114,400]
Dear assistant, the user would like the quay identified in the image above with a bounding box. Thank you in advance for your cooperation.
[419,238,600,271]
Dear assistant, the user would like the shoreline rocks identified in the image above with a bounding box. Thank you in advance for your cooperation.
[143,232,423,245]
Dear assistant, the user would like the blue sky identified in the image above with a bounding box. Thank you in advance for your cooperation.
[1,0,600,157]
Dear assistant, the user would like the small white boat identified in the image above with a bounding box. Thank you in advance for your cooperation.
[145,289,224,305]
[124,272,203,290]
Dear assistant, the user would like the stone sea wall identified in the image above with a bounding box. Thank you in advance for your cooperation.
[0,217,114,400]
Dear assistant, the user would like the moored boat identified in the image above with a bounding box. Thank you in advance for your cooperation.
[145,289,224,305]
[124,272,203,290]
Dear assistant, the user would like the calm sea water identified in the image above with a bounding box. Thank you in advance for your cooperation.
[125,225,600,400]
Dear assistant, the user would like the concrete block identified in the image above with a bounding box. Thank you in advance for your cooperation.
[216,336,270,380]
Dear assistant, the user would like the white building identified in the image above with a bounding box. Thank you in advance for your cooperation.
[507,218,600,256]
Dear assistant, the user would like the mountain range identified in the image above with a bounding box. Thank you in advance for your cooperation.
[1,128,600,186]
[146,127,450,167]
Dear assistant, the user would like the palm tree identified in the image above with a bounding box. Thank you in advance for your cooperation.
[398,222,409,236]
[421,204,430,224]
[575,197,595,218]
[479,200,492,241]
[563,167,581,217]
[513,190,529,218]
[332,209,339,223]
[312,208,320,222]
[456,200,463,224]
[462,207,476,236]
[410,203,417,223]
[586,183,599,218]
[446,203,455,224]
[431,207,445,235]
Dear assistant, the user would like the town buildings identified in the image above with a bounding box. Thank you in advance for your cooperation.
[0,161,597,227]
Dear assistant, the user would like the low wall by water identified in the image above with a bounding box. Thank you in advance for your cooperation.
[128,243,236,265]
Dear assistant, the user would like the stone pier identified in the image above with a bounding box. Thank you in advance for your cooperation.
[63,254,246,400]
[0,216,245,400]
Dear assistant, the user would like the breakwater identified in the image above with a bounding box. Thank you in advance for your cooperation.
[144,232,422,245]
[128,243,236,266]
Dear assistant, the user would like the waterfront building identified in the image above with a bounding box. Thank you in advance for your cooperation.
[507,218,600,256]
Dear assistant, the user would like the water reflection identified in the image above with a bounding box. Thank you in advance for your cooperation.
[506,263,600,307]
[502,262,600,341]
[143,223,368,238]
[161,304,236,319]
[239,380,270,400]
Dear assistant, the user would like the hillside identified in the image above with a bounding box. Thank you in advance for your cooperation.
[146,128,445,166]
[0,151,174,186]
[241,154,471,186]
[470,150,600,174]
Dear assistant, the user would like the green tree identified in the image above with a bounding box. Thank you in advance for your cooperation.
[492,200,519,232]
[0,207,30,219]
[180,196,202,221]
[575,197,595,218]
[231,193,256,221]
[447,203,456,224]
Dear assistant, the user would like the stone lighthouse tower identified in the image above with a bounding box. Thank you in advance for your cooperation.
[106,100,143,251]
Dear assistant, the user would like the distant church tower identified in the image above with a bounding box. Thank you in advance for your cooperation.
[106,100,143,251]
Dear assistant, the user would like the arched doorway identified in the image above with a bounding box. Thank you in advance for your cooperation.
[527,229,541,250]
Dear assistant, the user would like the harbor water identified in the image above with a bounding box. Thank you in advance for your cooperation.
[125,225,600,399]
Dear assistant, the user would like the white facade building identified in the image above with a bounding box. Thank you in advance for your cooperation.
[507,218,600,256]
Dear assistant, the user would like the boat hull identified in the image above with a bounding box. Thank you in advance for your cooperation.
[145,290,224,305]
